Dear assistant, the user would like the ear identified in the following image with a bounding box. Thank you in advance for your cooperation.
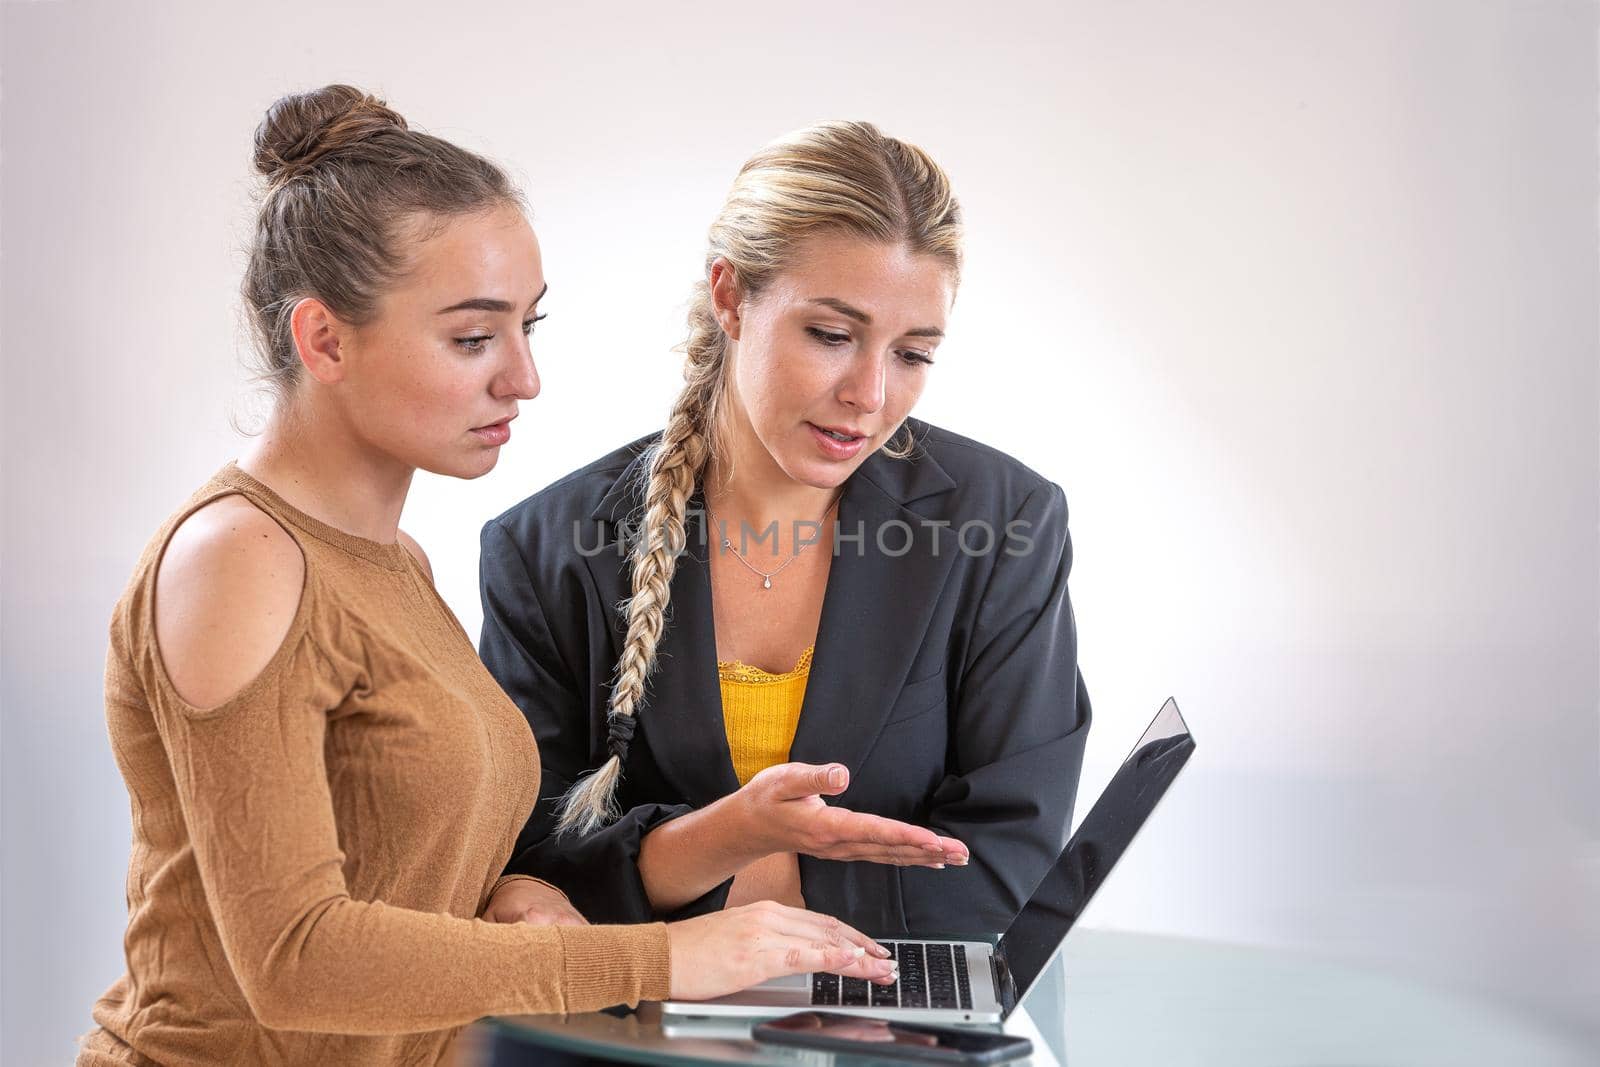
[708,257,743,342]
[288,297,350,385]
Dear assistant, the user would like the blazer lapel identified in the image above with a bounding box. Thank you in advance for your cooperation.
[789,442,959,782]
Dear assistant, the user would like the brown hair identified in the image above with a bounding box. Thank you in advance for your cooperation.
[241,84,522,402]
[556,121,963,834]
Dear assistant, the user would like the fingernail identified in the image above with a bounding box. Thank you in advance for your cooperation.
[923,843,946,853]
[933,863,946,870]
[874,944,891,958]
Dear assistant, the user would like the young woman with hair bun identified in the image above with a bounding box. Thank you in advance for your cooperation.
[79,87,893,1067]
[481,122,1092,938]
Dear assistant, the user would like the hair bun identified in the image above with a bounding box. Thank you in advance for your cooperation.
[253,84,407,182]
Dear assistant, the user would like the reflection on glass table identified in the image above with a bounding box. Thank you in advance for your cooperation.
[468,928,1597,1067]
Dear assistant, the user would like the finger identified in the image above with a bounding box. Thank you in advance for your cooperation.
[834,839,958,862]
[824,845,956,868]
[759,904,889,958]
[822,809,944,851]
[767,941,897,981]
[764,902,883,953]
[832,951,902,983]
[930,834,971,863]
[775,761,849,799]
[821,816,971,866]
[827,839,970,866]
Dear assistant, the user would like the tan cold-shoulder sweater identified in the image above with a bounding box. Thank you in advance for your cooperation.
[79,462,670,1066]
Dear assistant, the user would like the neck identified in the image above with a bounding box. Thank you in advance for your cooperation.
[702,412,842,546]
[237,397,415,546]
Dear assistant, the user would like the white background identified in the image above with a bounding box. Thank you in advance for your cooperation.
[3,1,1596,1062]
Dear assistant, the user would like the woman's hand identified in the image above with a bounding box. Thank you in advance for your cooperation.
[482,878,588,927]
[736,762,969,868]
[666,901,897,1001]
[637,762,969,914]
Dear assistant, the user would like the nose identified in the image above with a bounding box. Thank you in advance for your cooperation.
[495,333,540,401]
[836,351,886,414]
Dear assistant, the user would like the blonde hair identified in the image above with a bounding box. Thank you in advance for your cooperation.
[556,121,963,834]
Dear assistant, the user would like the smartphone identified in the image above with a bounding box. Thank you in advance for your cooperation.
[752,1011,1033,1064]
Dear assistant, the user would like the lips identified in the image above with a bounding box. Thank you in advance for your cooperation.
[807,421,869,460]
[811,423,866,443]
[470,415,515,446]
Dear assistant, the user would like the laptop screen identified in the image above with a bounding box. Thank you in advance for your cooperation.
[992,697,1195,1016]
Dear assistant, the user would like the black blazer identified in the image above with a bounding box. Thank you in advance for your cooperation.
[478,418,1091,937]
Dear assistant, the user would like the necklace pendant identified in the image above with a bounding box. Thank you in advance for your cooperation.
[763,576,772,590]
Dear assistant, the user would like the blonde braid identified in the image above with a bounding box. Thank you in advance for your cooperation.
[554,291,724,835]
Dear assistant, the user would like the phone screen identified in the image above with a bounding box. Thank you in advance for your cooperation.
[756,1012,1032,1060]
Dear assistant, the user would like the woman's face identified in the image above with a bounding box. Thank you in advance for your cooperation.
[331,202,545,480]
[717,232,955,491]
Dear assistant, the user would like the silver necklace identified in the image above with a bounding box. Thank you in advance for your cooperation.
[706,494,842,590]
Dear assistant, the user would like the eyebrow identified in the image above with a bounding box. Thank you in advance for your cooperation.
[807,296,944,338]
[437,281,549,315]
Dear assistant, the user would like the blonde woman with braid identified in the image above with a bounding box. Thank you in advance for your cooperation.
[79,90,896,1067]
[480,121,1091,939]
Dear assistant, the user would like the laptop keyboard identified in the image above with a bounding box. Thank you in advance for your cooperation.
[810,942,973,1011]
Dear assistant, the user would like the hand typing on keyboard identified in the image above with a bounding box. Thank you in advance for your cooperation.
[811,942,974,1011]
[666,901,899,1000]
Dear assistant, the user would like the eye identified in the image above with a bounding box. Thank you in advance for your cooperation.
[455,313,547,354]
[806,326,850,347]
[522,313,548,336]
[899,350,935,367]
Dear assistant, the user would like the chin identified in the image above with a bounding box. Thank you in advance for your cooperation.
[781,453,857,490]
[419,448,502,481]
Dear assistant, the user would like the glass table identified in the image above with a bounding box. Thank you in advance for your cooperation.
[465,929,1597,1066]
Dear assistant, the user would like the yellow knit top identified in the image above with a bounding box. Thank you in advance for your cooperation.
[718,645,813,786]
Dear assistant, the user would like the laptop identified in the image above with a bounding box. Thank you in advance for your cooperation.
[661,697,1195,1024]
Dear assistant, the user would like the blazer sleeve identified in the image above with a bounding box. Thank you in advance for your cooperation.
[898,481,1092,935]
[478,517,716,924]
